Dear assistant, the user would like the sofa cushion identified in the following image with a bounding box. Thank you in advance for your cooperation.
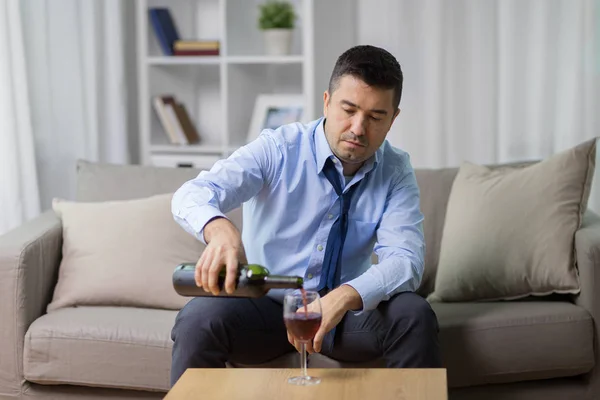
[433,301,594,388]
[23,302,594,391]
[74,158,244,248]
[24,307,176,392]
[413,167,460,297]
[49,194,205,311]
[76,159,202,202]
[429,138,596,302]
[71,159,474,301]
[235,301,594,388]
[412,162,536,298]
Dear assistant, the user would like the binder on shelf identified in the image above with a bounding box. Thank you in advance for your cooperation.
[148,8,180,55]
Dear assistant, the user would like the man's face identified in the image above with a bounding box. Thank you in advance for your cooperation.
[323,74,400,172]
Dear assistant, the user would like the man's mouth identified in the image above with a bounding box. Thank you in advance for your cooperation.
[343,140,366,148]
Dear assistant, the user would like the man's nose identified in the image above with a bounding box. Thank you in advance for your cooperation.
[351,115,367,136]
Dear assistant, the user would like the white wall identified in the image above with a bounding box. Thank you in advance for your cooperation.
[18,0,599,212]
[356,0,600,210]
[356,0,598,166]
[312,0,357,117]
[20,0,138,210]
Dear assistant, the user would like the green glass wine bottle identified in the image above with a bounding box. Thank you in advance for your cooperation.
[172,263,304,298]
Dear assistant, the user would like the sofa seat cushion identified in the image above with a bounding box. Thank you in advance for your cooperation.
[22,302,595,391]
[234,301,595,389]
[432,301,594,388]
[24,306,176,392]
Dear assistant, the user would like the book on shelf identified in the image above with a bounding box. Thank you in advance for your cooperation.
[148,8,180,56]
[174,40,220,51]
[148,8,221,57]
[152,95,200,145]
[173,104,201,144]
[173,49,220,56]
[162,97,189,144]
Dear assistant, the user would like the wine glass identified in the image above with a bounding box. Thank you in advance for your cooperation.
[283,289,322,386]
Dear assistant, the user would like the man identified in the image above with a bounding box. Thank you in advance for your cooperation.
[170,45,441,386]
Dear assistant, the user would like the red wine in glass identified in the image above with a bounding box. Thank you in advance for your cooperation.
[283,289,323,385]
[300,288,308,318]
[284,312,322,341]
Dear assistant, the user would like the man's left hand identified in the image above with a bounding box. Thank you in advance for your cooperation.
[287,285,363,354]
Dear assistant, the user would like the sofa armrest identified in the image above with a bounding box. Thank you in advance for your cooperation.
[575,210,600,394]
[0,211,62,397]
[575,211,600,312]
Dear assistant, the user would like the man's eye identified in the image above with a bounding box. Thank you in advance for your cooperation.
[343,109,353,115]
[370,116,382,121]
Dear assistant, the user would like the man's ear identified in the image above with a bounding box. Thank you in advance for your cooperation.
[391,108,400,125]
[323,90,330,118]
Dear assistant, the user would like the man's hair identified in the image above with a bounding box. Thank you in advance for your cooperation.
[328,45,403,110]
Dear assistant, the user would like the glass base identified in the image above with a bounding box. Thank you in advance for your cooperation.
[288,375,321,386]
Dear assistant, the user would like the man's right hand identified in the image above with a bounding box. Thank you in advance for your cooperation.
[196,217,247,296]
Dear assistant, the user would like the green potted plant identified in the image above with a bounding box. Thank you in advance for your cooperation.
[258,0,297,56]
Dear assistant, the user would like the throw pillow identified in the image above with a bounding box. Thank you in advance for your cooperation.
[48,193,205,311]
[428,138,596,302]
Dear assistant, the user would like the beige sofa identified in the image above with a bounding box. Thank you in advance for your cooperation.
[0,159,598,400]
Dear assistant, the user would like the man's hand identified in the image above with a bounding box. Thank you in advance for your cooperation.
[287,285,363,353]
[195,217,247,295]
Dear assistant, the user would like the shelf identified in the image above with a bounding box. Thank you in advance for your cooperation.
[151,144,248,155]
[147,56,304,66]
[138,0,332,168]
[150,144,224,154]
[226,55,304,64]
[147,56,221,65]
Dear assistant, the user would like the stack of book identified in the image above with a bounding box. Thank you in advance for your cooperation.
[148,7,220,56]
[173,40,220,56]
[153,96,200,145]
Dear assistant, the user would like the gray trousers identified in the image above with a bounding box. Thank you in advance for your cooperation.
[170,291,442,387]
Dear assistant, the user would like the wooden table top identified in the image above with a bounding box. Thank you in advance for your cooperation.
[166,368,448,400]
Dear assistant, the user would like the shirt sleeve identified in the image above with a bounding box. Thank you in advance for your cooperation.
[171,131,283,244]
[344,159,425,313]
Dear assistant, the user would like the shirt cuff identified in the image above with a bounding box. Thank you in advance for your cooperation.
[343,274,385,315]
[172,204,227,245]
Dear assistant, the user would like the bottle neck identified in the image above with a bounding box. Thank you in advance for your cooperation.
[263,275,303,289]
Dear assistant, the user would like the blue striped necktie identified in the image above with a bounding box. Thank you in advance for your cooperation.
[317,157,359,293]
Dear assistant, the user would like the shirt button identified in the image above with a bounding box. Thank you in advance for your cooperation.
[307,273,313,279]
[317,245,324,251]
[332,158,338,164]
[328,214,333,219]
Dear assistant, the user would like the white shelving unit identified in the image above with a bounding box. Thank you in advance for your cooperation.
[137,0,355,169]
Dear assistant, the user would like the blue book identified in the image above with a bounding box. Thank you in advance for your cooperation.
[149,8,180,56]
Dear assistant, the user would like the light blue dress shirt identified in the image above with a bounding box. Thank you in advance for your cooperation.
[171,118,425,312]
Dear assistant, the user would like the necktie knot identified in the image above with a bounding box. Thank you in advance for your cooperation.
[323,158,343,195]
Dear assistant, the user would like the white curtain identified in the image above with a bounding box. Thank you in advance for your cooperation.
[0,0,40,235]
[357,0,599,205]
[20,0,136,209]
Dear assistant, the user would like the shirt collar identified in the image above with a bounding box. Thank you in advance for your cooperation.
[314,118,334,174]
[314,117,382,176]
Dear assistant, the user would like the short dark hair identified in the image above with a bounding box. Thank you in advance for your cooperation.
[328,45,403,110]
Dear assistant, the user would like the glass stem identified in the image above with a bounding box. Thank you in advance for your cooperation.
[300,342,307,377]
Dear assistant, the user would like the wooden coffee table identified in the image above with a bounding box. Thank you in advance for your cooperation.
[165,368,447,400]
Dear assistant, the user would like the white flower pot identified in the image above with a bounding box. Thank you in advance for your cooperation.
[263,29,293,56]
